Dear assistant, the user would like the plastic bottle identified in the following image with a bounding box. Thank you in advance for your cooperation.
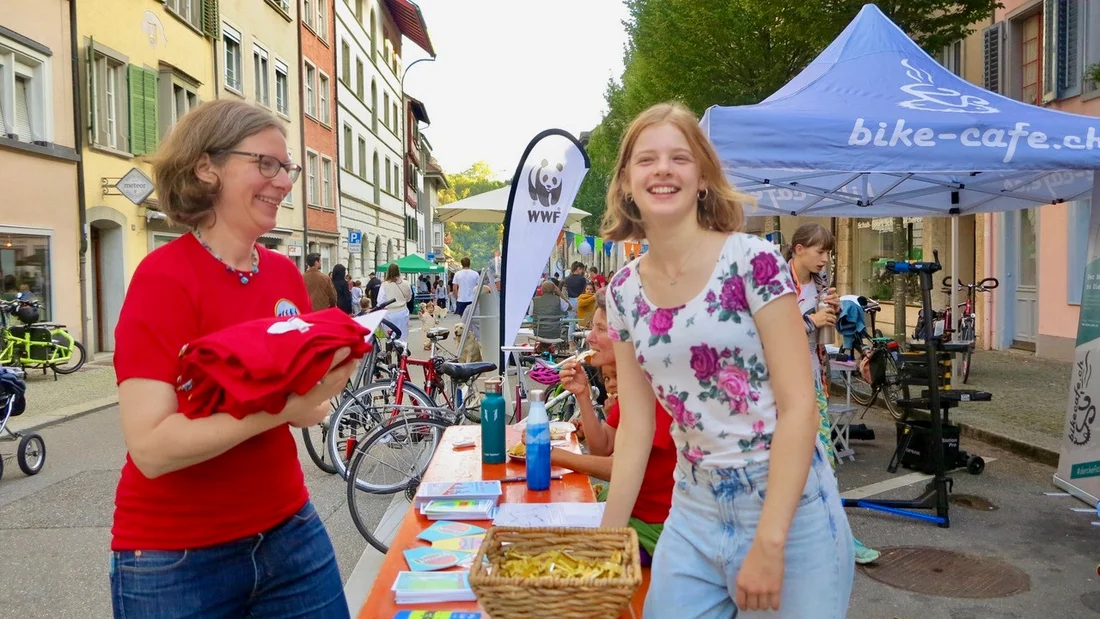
[480,379,506,464]
[525,389,552,491]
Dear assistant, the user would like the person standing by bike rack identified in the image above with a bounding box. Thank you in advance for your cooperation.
[110,100,356,619]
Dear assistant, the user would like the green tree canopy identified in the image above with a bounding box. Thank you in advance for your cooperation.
[576,0,1001,233]
[438,161,507,269]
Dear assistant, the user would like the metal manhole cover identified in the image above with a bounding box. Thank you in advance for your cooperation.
[860,546,1029,598]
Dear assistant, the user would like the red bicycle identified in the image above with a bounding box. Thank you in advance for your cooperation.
[939,276,999,383]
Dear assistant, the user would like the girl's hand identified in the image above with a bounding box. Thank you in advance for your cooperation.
[823,287,840,312]
[558,359,591,400]
[811,308,836,328]
[736,541,785,611]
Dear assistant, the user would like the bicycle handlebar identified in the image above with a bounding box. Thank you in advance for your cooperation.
[940,276,1000,293]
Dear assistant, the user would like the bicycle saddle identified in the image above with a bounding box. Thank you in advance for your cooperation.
[426,327,450,340]
[439,361,497,381]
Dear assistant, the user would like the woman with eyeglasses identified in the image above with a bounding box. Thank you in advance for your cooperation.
[109,100,355,619]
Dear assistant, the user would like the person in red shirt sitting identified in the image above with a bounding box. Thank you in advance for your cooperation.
[552,288,675,566]
[110,100,355,619]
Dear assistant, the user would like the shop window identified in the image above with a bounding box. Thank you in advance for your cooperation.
[0,234,51,321]
[1069,198,1091,305]
[852,218,923,302]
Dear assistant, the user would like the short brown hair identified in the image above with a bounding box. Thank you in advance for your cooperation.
[461,257,471,268]
[149,100,286,227]
[600,102,752,242]
[784,223,835,261]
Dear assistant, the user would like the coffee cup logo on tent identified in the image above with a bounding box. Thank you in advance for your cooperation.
[528,159,564,207]
[897,59,998,114]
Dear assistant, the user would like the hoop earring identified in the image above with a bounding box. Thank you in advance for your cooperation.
[625,193,634,204]
[697,188,709,202]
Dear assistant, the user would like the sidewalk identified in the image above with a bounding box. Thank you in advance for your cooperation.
[8,353,119,433]
[947,349,1070,465]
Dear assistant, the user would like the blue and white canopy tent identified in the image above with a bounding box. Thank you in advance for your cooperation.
[701,3,1100,509]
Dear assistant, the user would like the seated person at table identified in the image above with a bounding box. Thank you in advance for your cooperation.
[553,288,675,566]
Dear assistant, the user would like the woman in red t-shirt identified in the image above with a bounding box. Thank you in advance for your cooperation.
[110,100,355,619]
[552,288,676,566]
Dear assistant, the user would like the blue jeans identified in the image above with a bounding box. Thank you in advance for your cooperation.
[110,502,348,619]
[645,452,854,618]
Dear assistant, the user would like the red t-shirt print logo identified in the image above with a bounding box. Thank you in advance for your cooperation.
[274,298,301,317]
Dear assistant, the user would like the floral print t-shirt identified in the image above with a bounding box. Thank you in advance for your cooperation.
[606,233,797,470]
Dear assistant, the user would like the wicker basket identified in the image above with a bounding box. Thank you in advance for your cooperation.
[468,526,642,619]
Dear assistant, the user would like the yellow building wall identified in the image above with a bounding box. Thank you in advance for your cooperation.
[78,1,214,351]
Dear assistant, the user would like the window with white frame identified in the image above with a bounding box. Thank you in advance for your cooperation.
[321,157,333,208]
[253,43,269,106]
[358,137,367,178]
[343,124,353,169]
[341,41,350,84]
[304,62,316,118]
[303,0,314,30]
[942,39,963,76]
[307,151,319,205]
[223,25,242,92]
[164,0,203,31]
[383,92,390,127]
[280,0,290,11]
[1084,0,1100,92]
[318,72,329,124]
[0,35,52,143]
[275,60,289,115]
[355,58,364,99]
[89,47,128,150]
[315,0,327,40]
[432,222,443,249]
[158,68,200,138]
[385,156,391,193]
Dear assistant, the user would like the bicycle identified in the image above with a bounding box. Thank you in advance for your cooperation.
[830,296,905,421]
[0,297,86,379]
[936,276,999,383]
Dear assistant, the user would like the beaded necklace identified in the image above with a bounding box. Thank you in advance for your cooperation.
[193,230,260,285]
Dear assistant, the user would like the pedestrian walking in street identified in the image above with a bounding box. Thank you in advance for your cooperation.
[452,257,480,317]
[331,264,353,314]
[304,252,337,311]
[365,271,381,309]
[599,102,853,618]
[350,280,364,312]
[111,99,354,619]
[377,263,413,341]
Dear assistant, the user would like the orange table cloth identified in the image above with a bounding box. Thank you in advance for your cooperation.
[357,424,649,619]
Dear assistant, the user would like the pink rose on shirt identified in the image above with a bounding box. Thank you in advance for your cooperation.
[634,294,650,317]
[690,344,720,380]
[650,308,675,336]
[720,274,749,312]
[717,365,751,402]
[683,445,707,465]
[750,252,781,287]
[665,392,691,427]
[752,419,765,435]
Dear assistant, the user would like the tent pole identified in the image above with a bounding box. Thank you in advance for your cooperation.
[951,215,959,389]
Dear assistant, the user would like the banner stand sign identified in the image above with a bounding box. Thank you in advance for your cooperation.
[1056,178,1100,508]
[499,130,590,370]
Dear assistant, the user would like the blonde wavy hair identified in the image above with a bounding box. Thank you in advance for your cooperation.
[148,100,286,227]
[600,102,753,241]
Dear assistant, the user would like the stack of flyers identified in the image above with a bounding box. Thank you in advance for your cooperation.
[421,499,497,521]
[416,521,486,542]
[412,481,502,509]
[402,547,474,572]
[392,612,482,619]
[391,571,477,604]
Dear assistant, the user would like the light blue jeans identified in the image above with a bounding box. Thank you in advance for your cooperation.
[644,451,854,618]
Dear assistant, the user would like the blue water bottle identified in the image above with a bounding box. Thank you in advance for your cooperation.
[525,389,552,491]
[481,378,506,464]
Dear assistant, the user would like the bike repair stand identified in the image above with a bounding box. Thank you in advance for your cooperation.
[841,251,952,528]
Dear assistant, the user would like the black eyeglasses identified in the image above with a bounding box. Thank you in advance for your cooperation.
[219,150,302,182]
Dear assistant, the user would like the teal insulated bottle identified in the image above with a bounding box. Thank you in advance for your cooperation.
[525,389,552,491]
[480,378,506,464]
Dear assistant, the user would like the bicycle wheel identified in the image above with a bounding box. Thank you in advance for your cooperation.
[960,321,975,384]
[326,381,436,479]
[51,341,85,375]
[347,416,449,553]
[301,422,337,474]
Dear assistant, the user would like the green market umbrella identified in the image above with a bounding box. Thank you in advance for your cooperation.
[375,253,444,275]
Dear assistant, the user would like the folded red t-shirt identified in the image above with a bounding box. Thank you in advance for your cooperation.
[176,308,372,419]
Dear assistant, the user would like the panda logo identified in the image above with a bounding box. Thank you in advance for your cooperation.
[528,159,564,207]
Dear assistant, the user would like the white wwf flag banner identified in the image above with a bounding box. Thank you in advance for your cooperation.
[500,130,590,360]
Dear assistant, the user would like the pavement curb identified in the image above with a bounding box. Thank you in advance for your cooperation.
[9,396,119,434]
[957,422,1060,467]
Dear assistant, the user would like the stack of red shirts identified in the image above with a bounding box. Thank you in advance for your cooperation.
[176,308,372,419]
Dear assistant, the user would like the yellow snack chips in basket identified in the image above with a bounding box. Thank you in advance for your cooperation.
[498,548,624,579]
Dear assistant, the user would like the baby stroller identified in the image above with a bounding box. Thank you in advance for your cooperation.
[0,367,46,479]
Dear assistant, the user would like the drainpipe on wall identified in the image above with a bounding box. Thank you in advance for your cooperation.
[70,0,90,352]
[297,12,309,263]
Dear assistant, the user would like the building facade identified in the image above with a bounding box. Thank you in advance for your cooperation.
[424,156,447,262]
[301,0,340,273]
[215,0,305,269]
[979,0,1099,361]
[405,97,428,255]
[78,0,215,352]
[334,0,433,278]
[0,1,83,342]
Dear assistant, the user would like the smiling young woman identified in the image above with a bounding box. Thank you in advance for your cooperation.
[110,100,353,619]
[599,102,854,618]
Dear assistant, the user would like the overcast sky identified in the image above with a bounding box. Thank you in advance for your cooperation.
[401,0,630,181]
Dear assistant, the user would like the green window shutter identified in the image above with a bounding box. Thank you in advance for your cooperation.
[143,68,159,153]
[203,0,220,39]
[127,64,146,155]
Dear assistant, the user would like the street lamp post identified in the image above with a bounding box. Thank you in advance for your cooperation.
[401,56,436,257]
